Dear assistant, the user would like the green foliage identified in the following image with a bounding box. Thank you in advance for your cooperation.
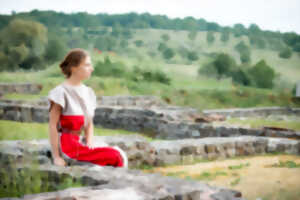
[279,47,292,59]
[129,65,171,85]
[161,33,170,42]
[234,41,251,63]
[134,40,144,47]
[188,31,197,41]
[120,39,129,48]
[231,68,252,86]
[44,37,67,64]
[95,35,117,51]
[247,60,275,88]
[198,62,218,78]
[0,18,48,71]
[271,160,300,168]
[213,53,237,78]
[249,34,266,49]
[293,42,300,52]
[158,42,167,52]
[228,162,250,170]
[187,51,199,61]
[233,24,247,37]
[163,48,175,60]
[206,31,215,44]
[220,29,230,43]
[198,53,237,79]
[94,56,127,77]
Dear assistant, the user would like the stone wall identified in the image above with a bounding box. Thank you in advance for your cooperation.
[1,102,300,141]
[202,106,300,118]
[1,135,299,169]
[1,135,300,199]
[0,136,251,200]
[0,83,42,96]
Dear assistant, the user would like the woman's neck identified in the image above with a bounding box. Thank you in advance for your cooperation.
[64,77,82,86]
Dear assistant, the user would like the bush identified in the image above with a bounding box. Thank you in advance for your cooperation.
[161,34,170,42]
[134,40,143,47]
[247,60,275,88]
[231,68,252,86]
[279,47,292,59]
[130,65,171,85]
[163,48,175,60]
[94,56,127,77]
[187,51,199,61]
[234,41,251,63]
[198,53,237,79]
[206,31,215,44]
[198,62,218,78]
[158,42,167,52]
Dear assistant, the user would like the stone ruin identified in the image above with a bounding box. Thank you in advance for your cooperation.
[1,82,300,199]
[1,134,300,200]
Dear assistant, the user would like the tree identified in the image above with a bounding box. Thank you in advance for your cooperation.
[0,18,48,71]
[158,42,167,52]
[187,51,199,61]
[95,35,117,51]
[247,60,275,88]
[188,31,197,41]
[206,31,215,44]
[279,47,292,59]
[163,48,175,60]
[233,24,247,37]
[134,40,143,47]
[220,28,230,43]
[161,34,170,42]
[234,41,251,63]
[44,37,67,64]
[213,53,237,78]
[198,53,237,79]
[231,68,252,86]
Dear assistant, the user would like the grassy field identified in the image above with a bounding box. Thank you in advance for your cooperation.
[0,120,154,141]
[0,27,300,111]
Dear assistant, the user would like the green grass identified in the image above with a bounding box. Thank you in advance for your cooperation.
[194,171,228,181]
[230,177,241,186]
[0,120,154,141]
[271,160,300,168]
[1,33,300,111]
[0,166,84,198]
[225,117,300,131]
[228,162,250,170]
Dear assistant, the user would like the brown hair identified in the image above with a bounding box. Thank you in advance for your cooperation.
[59,48,89,78]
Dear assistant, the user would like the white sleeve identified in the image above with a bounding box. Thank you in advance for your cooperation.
[47,86,66,112]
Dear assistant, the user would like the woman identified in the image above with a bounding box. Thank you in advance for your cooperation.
[47,48,128,168]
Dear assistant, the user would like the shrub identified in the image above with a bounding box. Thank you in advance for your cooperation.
[130,65,171,85]
[247,60,275,88]
[94,56,127,77]
[187,51,199,61]
[279,47,292,59]
[163,48,175,60]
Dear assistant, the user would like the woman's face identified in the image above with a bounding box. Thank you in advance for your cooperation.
[71,56,94,80]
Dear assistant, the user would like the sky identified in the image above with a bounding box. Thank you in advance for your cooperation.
[1,0,300,34]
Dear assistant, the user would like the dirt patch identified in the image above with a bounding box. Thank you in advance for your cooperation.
[145,154,300,200]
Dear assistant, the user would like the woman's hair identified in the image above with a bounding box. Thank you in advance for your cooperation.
[59,48,89,78]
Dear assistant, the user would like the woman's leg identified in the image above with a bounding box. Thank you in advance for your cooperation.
[60,133,124,167]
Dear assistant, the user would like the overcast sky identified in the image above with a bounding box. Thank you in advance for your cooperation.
[1,0,300,34]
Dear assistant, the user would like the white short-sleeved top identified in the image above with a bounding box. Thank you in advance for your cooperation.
[47,83,97,119]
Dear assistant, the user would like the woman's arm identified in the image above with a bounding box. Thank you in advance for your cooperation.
[48,101,66,166]
[84,118,94,148]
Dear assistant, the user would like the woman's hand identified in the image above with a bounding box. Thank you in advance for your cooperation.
[86,140,96,149]
[53,156,66,166]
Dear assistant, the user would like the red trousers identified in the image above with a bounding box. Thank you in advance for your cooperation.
[59,115,124,167]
